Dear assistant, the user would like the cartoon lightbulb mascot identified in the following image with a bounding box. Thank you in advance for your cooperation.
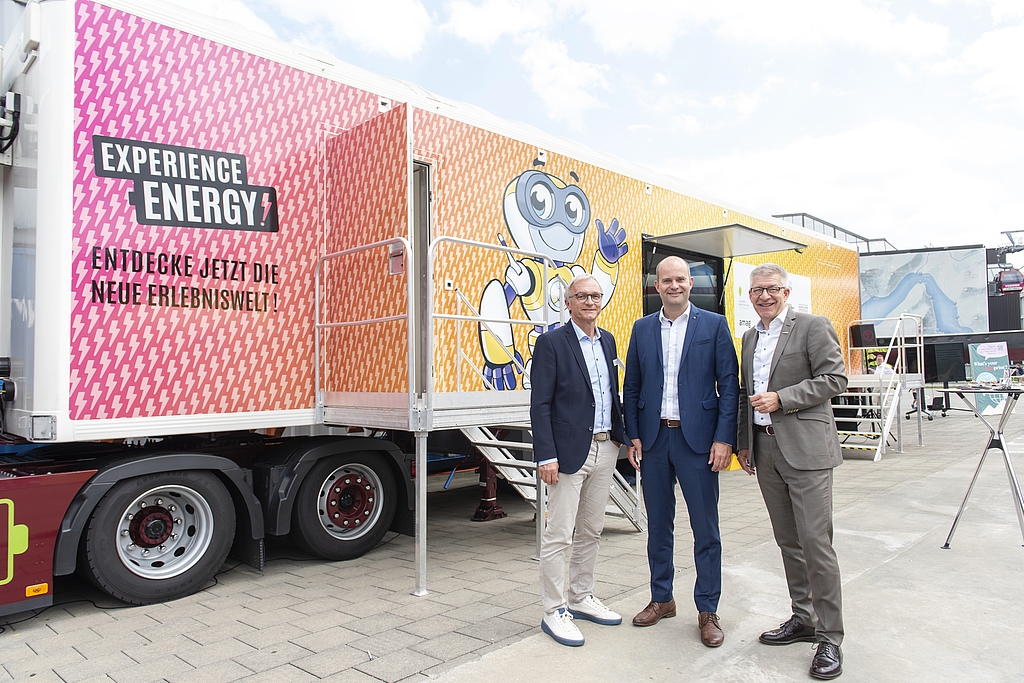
[478,167,628,389]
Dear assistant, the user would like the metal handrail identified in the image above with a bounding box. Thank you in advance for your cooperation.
[428,236,567,394]
[849,313,925,453]
[314,237,412,406]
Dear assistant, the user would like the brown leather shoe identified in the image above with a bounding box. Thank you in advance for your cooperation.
[698,611,724,647]
[632,600,676,626]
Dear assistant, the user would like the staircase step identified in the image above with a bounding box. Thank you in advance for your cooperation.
[841,444,878,451]
[468,439,534,451]
[838,431,882,437]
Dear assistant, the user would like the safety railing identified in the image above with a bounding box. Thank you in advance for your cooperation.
[428,236,568,394]
[314,237,413,412]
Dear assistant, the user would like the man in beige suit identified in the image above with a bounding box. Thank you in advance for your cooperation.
[737,263,847,681]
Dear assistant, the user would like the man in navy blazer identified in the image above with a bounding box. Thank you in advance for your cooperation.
[623,256,738,647]
[531,273,628,647]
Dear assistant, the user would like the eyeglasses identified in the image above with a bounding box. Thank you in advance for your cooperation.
[571,292,603,302]
[749,286,787,297]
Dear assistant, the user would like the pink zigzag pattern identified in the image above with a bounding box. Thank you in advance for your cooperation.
[72,0,381,420]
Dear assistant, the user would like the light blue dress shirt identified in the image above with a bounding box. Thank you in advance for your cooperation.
[572,319,613,434]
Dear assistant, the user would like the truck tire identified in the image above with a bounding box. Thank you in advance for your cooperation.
[292,452,398,560]
[79,471,236,605]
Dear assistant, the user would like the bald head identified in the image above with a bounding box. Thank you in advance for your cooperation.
[656,256,691,279]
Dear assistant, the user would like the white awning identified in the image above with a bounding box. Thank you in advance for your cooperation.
[644,223,806,258]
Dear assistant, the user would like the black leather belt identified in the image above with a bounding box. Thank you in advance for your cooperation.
[659,419,680,427]
[754,424,775,436]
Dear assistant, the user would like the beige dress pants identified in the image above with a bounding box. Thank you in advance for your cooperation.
[539,438,619,615]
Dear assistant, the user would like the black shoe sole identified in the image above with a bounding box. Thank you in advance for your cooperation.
[810,666,842,680]
[758,634,817,646]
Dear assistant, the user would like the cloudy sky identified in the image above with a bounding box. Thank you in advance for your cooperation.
[165,0,1024,255]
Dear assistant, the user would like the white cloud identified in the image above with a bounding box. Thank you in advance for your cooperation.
[662,120,1024,249]
[517,35,610,127]
[961,21,1024,112]
[259,0,431,60]
[972,0,1024,22]
[671,115,702,134]
[443,0,553,48]
[440,0,948,57]
[562,0,948,57]
[162,0,277,37]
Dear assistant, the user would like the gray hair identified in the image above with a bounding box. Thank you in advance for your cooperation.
[565,273,603,301]
[749,263,789,287]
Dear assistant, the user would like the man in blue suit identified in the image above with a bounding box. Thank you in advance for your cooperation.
[531,273,628,647]
[623,256,739,647]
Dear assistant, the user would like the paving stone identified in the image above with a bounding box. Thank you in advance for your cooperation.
[348,629,425,659]
[166,658,253,683]
[122,634,199,664]
[397,614,464,639]
[183,620,258,645]
[45,611,119,634]
[354,648,441,683]
[107,653,195,683]
[287,625,363,654]
[291,644,371,677]
[441,601,508,623]
[409,631,489,661]
[73,632,151,659]
[337,597,403,619]
[176,637,256,668]
[235,606,309,630]
[342,611,411,637]
[3,651,84,680]
[387,598,455,621]
[234,623,310,650]
[423,589,490,608]
[455,616,532,643]
[234,663,318,683]
[287,608,360,633]
[232,641,313,673]
[485,589,540,610]
[0,641,38,663]
[319,667,382,683]
[52,652,137,683]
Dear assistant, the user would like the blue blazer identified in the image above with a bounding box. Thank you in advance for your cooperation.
[623,306,739,454]
[530,323,627,474]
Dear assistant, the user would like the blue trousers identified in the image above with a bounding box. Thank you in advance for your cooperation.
[641,424,721,613]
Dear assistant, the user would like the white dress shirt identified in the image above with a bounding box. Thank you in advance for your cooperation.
[752,310,786,426]
[659,304,690,421]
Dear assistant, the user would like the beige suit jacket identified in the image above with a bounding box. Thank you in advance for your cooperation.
[738,308,847,471]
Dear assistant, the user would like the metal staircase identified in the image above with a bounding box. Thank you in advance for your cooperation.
[460,425,647,532]
[837,313,926,461]
[833,374,903,462]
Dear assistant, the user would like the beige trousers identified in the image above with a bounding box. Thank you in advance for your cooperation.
[539,439,619,614]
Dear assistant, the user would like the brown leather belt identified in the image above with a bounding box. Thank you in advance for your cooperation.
[593,431,611,442]
[754,424,776,436]
[659,419,681,427]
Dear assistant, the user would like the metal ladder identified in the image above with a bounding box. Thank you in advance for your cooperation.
[833,374,903,462]
[460,425,647,532]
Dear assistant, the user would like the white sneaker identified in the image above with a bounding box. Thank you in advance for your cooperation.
[568,595,622,625]
[541,608,585,646]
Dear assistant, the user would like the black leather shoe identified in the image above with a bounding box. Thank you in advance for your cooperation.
[810,641,843,680]
[759,616,817,645]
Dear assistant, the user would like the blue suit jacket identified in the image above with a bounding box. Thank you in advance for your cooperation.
[530,323,627,474]
[623,305,739,454]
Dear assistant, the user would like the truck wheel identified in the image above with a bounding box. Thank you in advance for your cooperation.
[292,452,397,560]
[79,471,236,605]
